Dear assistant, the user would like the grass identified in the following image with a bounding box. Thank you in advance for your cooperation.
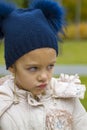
[56,40,87,64]
[0,41,5,65]
[80,76,87,110]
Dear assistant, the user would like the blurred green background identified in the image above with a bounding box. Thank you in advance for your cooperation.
[0,0,87,110]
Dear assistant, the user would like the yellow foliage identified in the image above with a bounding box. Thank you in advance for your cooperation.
[63,23,87,39]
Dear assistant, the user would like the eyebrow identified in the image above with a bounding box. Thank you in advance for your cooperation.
[25,60,56,67]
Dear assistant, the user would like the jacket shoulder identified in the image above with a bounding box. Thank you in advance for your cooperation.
[0,78,14,117]
[50,73,86,99]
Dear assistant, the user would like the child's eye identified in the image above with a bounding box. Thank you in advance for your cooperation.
[27,67,38,72]
[47,64,54,70]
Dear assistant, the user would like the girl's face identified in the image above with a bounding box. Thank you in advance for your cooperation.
[9,48,57,96]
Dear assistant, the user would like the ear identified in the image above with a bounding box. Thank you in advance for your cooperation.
[8,65,15,73]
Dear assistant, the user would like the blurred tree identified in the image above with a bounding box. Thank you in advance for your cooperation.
[21,0,29,8]
[75,0,81,39]
[6,0,87,21]
[60,0,87,21]
[62,0,76,22]
[81,0,87,21]
[6,0,30,7]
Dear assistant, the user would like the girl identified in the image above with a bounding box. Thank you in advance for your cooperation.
[0,0,87,130]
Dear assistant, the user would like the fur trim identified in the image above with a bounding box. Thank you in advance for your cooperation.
[0,1,15,39]
[30,0,64,34]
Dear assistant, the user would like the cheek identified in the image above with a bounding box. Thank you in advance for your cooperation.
[15,75,35,90]
[49,69,54,77]
[15,71,35,86]
[46,72,53,82]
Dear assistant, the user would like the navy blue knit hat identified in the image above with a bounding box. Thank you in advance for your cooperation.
[0,0,64,69]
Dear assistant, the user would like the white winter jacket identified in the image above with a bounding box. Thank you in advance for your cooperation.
[0,74,87,130]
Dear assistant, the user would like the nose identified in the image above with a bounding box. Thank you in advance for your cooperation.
[38,71,48,82]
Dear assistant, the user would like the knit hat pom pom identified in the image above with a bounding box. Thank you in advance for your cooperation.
[0,1,15,39]
[30,0,64,34]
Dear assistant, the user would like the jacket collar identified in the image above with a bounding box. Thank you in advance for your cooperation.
[0,74,86,109]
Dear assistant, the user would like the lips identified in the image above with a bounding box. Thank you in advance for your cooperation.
[38,84,47,89]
